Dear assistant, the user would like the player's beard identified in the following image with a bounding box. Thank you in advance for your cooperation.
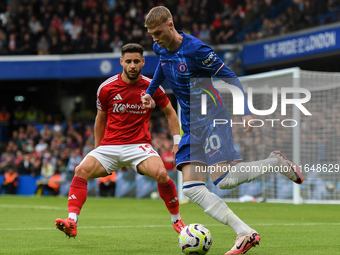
[125,69,141,81]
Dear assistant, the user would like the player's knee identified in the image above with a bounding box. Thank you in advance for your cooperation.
[74,164,92,180]
[182,182,208,204]
[153,168,169,183]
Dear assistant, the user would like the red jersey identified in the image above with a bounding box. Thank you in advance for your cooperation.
[96,74,169,145]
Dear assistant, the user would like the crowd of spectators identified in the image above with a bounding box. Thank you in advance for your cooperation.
[0,0,339,56]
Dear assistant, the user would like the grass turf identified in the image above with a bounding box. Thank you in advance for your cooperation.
[0,196,339,255]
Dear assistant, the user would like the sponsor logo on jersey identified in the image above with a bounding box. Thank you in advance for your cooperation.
[201,52,216,67]
[112,103,146,114]
[113,93,123,100]
[177,62,187,73]
[161,62,166,66]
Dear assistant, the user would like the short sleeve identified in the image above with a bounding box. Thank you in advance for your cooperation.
[96,86,108,111]
[153,85,170,109]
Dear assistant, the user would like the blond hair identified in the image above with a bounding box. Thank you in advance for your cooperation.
[144,6,173,28]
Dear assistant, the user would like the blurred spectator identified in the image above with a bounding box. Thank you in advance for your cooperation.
[35,138,48,158]
[0,106,11,125]
[47,169,62,195]
[82,139,94,156]
[230,6,244,33]
[99,32,111,52]
[59,34,72,54]
[53,120,63,134]
[198,23,211,44]
[37,35,50,55]
[36,169,61,196]
[40,12,52,34]
[49,14,63,36]
[26,106,39,123]
[40,124,51,138]
[216,19,234,44]
[28,15,42,36]
[0,148,15,173]
[212,13,222,29]
[98,172,116,197]
[35,159,54,195]
[301,0,316,27]
[69,16,82,41]
[17,153,34,175]
[110,35,123,53]
[160,141,175,171]
[13,104,26,127]
[88,32,99,53]
[17,32,35,55]
[7,33,18,55]
[221,2,233,19]
[0,29,7,55]
[62,16,73,35]
[131,23,143,43]
[0,165,18,194]
[49,35,60,54]
[14,150,24,167]
[191,23,200,38]
[244,3,257,28]
[66,148,81,174]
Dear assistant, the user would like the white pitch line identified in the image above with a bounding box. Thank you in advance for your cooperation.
[0,223,339,231]
[0,204,66,210]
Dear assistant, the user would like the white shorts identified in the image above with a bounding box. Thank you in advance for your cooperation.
[85,144,160,174]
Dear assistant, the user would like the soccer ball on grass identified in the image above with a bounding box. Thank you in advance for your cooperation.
[178,223,212,255]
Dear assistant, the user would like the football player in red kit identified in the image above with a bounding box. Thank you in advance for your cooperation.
[55,43,185,238]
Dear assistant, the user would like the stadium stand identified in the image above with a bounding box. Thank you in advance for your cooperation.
[0,0,339,55]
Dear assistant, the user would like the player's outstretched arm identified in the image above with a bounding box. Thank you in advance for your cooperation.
[94,109,107,148]
[145,62,166,97]
[161,101,181,160]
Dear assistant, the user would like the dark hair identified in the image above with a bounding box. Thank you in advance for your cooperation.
[121,43,144,57]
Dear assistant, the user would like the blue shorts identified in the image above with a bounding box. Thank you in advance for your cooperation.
[175,122,242,170]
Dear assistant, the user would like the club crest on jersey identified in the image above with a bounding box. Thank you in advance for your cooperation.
[140,90,146,98]
[177,62,187,73]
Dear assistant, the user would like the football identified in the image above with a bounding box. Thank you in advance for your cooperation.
[178,223,212,255]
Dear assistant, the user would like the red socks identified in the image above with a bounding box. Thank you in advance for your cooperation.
[68,177,88,215]
[68,177,179,217]
[157,179,179,215]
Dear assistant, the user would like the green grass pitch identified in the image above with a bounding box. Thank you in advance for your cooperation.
[0,196,339,255]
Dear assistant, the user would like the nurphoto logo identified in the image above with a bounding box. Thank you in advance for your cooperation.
[200,84,312,128]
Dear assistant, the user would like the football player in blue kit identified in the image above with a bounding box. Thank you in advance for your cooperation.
[142,6,303,255]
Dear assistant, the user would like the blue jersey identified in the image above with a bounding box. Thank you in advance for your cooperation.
[146,31,251,132]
